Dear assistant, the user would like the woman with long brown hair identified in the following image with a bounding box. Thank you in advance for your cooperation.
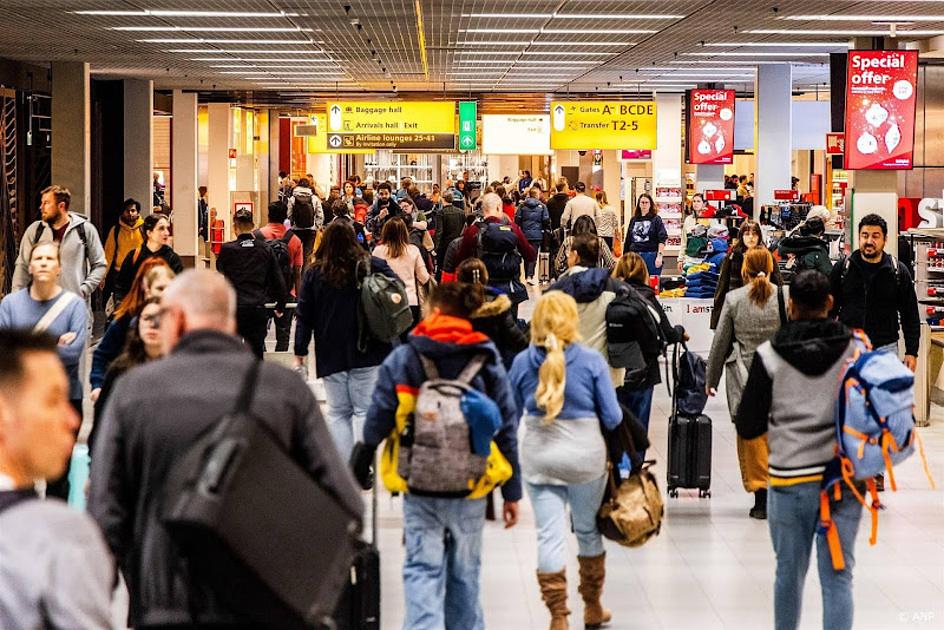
[293,220,399,460]
[706,247,788,519]
[91,258,174,402]
[711,219,781,329]
[372,218,431,335]
[611,252,686,459]
[625,193,668,276]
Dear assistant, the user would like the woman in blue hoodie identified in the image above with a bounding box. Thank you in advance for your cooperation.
[509,291,622,630]
[515,187,550,282]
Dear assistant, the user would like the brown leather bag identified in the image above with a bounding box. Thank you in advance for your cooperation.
[597,461,664,548]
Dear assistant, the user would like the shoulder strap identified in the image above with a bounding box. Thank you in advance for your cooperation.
[252,229,264,240]
[234,360,262,414]
[279,230,294,244]
[416,351,440,380]
[777,284,787,326]
[32,222,45,246]
[456,354,488,384]
[75,221,90,258]
[33,291,79,334]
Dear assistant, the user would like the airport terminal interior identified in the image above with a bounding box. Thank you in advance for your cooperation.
[1,1,944,629]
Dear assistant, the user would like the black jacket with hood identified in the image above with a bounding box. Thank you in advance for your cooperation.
[829,250,920,355]
[546,192,570,231]
[778,234,833,276]
[469,291,529,370]
[624,279,685,389]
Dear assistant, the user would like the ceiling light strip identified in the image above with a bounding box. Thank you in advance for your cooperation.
[75,9,302,17]
[414,0,429,80]
[110,26,315,32]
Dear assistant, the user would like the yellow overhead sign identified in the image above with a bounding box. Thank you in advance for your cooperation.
[326,101,456,150]
[550,101,658,150]
[304,115,373,154]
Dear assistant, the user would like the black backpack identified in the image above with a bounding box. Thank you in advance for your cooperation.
[606,285,667,387]
[475,218,521,281]
[254,229,294,291]
[292,193,316,229]
[671,342,708,417]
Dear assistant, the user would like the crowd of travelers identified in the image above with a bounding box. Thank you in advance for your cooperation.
[0,175,925,630]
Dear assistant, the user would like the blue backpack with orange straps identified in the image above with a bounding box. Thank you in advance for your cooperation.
[820,331,935,571]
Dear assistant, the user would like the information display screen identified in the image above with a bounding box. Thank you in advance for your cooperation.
[686,89,735,165]
[482,115,552,155]
[844,50,918,170]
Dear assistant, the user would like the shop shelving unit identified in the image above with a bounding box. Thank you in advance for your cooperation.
[363,150,435,187]
[655,186,683,254]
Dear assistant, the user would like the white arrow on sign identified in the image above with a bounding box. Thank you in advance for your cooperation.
[331,105,341,115]
[461,136,474,147]
[553,104,566,132]
[329,135,342,148]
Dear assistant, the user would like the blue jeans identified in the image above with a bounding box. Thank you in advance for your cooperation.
[618,386,654,469]
[768,482,863,630]
[639,251,663,276]
[526,476,607,573]
[402,496,487,630]
[322,366,379,461]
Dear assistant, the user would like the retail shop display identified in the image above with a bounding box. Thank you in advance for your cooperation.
[655,186,683,251]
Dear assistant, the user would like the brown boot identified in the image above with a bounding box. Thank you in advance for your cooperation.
[537,569,570,630]
[578,553,612,629]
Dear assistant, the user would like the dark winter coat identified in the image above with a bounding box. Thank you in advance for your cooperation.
[469,291,529,370]
[515,198,550,242]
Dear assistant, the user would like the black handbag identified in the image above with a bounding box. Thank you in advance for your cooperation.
[162,361,361,628]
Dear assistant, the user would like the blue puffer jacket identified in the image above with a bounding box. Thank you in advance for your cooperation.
[515,198,549,241]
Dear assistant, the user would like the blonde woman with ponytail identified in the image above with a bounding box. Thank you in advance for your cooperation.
[706,247,788,520]
[509,291,622,630]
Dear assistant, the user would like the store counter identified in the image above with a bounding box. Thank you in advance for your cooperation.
[657,297,715,355]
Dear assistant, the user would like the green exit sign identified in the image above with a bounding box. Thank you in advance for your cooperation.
[458,101,477,151]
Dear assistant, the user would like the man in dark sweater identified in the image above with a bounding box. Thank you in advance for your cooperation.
[216,208,288,357]
[736,271,861,630]
[545,180,570,231]
[829,213,919,371]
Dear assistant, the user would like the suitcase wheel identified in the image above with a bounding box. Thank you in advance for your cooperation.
[698,489,711,499]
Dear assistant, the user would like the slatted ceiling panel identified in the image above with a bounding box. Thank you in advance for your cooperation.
[0,0,942,99]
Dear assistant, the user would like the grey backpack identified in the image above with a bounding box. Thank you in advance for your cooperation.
[397,353,489,495]
[356,260,413,351]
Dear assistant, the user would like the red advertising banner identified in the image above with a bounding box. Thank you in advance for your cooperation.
[621,149,652,159]
[686,89,735,165]
[844,50,918,170]
[826,132,846,155]
[774,189,799,201]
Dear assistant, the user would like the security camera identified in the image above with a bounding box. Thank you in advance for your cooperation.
[343,4,351,14]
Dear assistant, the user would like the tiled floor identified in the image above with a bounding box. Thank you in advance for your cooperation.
[370,287,944,629]
[372,383,944,630]
[105,291,944,630]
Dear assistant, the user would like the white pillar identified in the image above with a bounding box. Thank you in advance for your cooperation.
[652,93,683,189]
[172,90,198,264]
[51,62,90,217]
[123,79,153,212]
[695,164,725,193]
[755,64,793,212]
[207,102,232,235]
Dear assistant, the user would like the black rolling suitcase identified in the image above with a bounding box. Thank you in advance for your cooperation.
[666,343,712,498]
[331,454,381,630]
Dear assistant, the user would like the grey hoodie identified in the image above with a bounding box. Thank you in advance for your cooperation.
[12,213,107,300]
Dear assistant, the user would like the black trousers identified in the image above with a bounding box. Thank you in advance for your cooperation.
[46,398,83,501]
[294,229,316,274]
[270,309,292,352]
[237,306,269,358]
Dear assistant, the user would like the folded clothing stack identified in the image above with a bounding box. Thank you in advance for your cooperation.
[684,262,719,298]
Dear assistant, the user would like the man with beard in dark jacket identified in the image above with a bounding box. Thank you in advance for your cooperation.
[829,213,919,371]
[736,270,861,630]
[89,269,362,629]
